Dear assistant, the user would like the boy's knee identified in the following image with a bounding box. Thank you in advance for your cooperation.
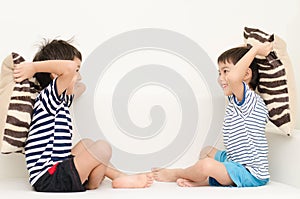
[200,146,217,159]
[80,138,94,148]
[95,140,112,155]
[196,158,215,173]
[90,140,112,164]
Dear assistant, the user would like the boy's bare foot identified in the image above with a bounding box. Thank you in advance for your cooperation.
[176,178,206,187]
[152,168,181,182]
[112,172,154,188]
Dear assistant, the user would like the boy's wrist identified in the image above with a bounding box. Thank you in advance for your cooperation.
[250,45,259,54]
[248,46,260,58]
[31,62,39,76]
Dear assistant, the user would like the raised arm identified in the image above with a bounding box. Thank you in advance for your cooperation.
[227,42,273,101]
[13,60,78,96]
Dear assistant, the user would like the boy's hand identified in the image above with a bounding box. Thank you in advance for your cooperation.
[254,42,273,57]
[13,62,35,82]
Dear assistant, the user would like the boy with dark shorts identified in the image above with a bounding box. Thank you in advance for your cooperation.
[14,39,153,192]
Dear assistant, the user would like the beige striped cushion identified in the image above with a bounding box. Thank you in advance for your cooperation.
[244,27,296,136]
[0,53,40,154]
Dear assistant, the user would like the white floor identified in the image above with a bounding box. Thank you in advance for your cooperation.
[1,177,300,199]
[1,130,300,199]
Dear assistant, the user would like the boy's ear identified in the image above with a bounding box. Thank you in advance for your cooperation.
[243,68,252,83]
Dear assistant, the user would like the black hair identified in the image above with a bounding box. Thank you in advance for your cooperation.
[33,39,82,89]
[217,46,260,90]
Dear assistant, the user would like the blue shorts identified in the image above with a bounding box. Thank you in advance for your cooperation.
[209,150,269,187]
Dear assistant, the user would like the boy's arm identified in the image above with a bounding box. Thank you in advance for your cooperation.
[227,42,272,101]
[13,60,78,96]
[65,74,77,95]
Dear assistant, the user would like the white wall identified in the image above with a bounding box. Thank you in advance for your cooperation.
[0,0,299,186]
[1,0,299,126]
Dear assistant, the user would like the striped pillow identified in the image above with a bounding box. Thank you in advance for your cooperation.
[243,27,296,136]
[0,53,40,154]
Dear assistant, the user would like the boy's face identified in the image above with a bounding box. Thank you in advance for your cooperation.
[217,61,234,96]
[71,57,82,87]
[74,57,81,73]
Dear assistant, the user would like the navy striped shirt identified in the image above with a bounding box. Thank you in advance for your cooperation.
[223,82,270,180]
[25,78,74,185]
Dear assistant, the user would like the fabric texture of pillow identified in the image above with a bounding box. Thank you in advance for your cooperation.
[243,27,297,136]
[0,53,40,154]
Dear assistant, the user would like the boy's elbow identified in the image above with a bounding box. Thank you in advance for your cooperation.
[58,61,77,83]
[65,61,77,75]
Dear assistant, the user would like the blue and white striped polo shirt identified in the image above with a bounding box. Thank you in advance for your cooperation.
[223,82,270,180]
[25,78,74,185]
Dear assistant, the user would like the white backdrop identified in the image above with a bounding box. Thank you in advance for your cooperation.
[0,0,299,174]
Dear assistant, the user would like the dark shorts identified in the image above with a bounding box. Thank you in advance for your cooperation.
[33,156,86,192]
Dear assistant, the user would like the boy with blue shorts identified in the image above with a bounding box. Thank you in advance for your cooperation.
[152,42,273,187]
